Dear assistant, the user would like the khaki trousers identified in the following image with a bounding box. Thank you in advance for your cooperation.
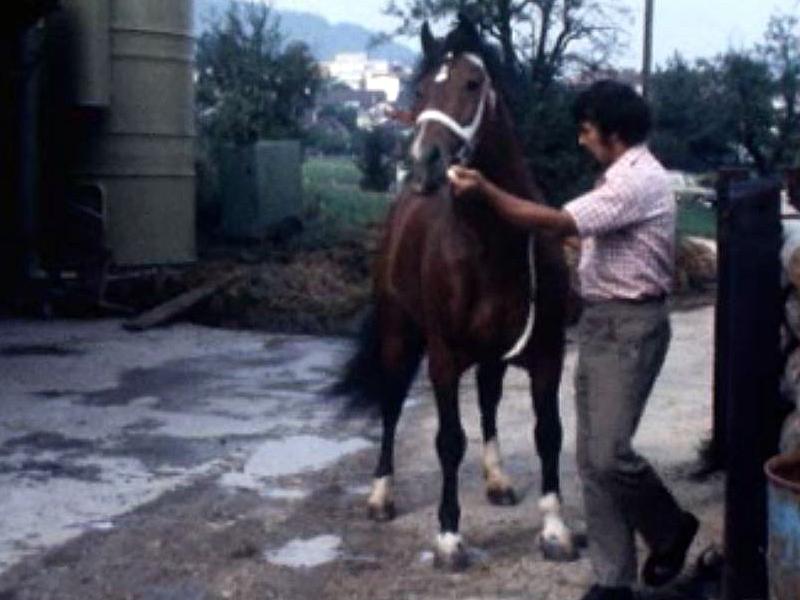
[575,299,685,586]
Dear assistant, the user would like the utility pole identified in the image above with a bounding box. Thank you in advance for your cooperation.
[642,0,654,99]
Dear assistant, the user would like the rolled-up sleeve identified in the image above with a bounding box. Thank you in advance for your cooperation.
[563,177,646,237]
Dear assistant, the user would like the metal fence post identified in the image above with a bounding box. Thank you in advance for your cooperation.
[720,176,782,600]
[709,168,751,472]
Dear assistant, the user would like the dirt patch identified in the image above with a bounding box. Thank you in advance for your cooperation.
[38,225,715,336]
[198,244,374,334]
[0,446,724,600]
[100,228,380,336]
[0,308,721,599]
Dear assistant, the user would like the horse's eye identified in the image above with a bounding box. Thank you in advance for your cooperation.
[415,89,424,100]
[466,80,481,91]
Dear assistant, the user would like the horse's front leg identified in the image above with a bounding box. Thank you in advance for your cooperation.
[428,342,469,570]
[476,361,517,505]
[527,339,578,561]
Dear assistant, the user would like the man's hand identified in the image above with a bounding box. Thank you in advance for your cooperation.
[447,165,487,197]
[448,165,579,237]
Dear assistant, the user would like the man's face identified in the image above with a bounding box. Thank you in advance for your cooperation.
[578,121,614,166]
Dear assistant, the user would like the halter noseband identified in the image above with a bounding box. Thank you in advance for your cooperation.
[414,53,495,164]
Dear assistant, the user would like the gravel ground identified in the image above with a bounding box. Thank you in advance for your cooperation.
[0,306,721,599]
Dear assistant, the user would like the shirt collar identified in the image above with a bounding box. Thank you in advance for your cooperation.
[604,144,648,179]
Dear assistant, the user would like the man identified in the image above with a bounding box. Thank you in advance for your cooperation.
[448,80,699,600]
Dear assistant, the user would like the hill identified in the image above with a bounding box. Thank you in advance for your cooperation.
[194,0,418,66]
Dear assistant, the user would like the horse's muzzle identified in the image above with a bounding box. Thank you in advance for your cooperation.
[411,144,451,195]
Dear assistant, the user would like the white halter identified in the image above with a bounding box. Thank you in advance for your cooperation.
[415,53,495,148]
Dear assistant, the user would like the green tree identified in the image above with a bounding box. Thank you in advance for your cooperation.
[650,51,779,175]
[357,126,397,192]
[195,1,321,145]
[718,51,775,174]
[521,82,594,203]
[384,0,629,97]
[648,12,799,175]
[650,55,733,171]
[317,102,359,134]
[760,12,800,168]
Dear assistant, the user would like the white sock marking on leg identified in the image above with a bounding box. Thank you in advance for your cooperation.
[482,439,502,473]
[482,438,512,490]
[368,476,393,507]
[435,532,463,555]
[538,492,571,543]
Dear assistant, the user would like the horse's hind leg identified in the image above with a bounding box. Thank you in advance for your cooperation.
[476,362,517,505]
[367,396,402,521]
[367,314,423,521]
[528,341,577,561]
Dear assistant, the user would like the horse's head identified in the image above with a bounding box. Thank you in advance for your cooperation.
[409,16,497,195]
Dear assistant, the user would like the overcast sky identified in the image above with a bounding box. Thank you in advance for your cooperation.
[268,0,800,68]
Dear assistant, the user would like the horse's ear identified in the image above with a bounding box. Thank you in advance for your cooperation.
[421,22,436,57]
[456,12,480,43]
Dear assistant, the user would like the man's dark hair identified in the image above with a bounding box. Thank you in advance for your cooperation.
[572,80,652,146]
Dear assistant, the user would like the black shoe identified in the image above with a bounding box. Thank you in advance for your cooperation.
[642,511,700,587]
[580,585,634,600]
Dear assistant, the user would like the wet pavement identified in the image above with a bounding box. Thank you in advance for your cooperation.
[0,309,722,599]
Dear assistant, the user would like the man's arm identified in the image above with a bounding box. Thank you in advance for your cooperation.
[448,166,578,237]
[481,178,578,237]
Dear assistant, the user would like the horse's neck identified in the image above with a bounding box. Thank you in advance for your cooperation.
[473,109,540,202]
[459,111,538,252]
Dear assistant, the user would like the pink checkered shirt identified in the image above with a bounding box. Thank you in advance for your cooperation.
[563,145,676,302]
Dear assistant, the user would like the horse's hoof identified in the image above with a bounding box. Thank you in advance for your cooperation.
[367,501,396,522]
[486,486,518,506]
[433,533,470,571]
[539,532,579,562]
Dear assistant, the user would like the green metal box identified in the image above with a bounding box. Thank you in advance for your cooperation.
[220,140,303,240]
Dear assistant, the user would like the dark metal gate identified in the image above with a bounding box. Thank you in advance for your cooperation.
[714,174,783,600]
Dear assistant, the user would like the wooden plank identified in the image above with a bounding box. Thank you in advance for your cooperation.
[123,269,245,332]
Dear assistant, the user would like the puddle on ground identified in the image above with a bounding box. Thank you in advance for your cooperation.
[0,455,212,570]
[347,485,371,496]
[128,396,160,409]
[262,488,307,500]
[265,534,341,568]
[418,547,490,565]
[219,435,372,491]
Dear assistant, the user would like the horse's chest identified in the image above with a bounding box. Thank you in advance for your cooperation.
[468,279,529,342]
[423,246,530,348]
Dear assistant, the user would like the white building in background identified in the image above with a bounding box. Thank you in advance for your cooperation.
[322,52,409,104]
[365,73,402,105]
[323,52,370,91]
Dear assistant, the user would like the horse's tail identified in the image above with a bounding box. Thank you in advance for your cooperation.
[330,306,423,418]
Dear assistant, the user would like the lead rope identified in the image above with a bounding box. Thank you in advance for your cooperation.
[503,235,537,360]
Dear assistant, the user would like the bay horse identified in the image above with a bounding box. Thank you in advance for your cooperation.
[334,15,575,569]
